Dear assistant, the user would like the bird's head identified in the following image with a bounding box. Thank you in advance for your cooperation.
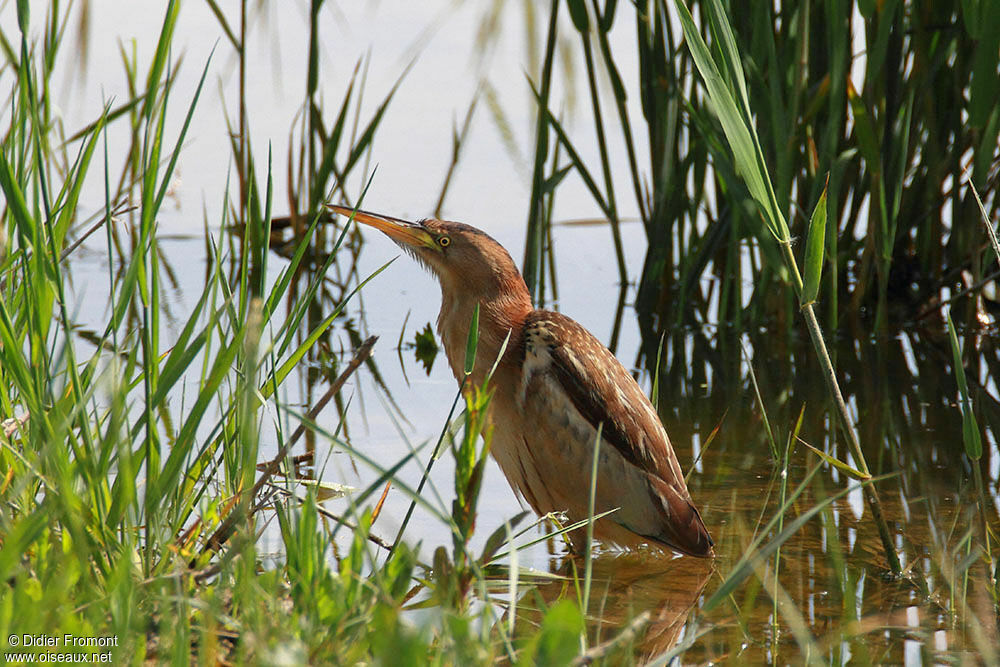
[328,205,529,306]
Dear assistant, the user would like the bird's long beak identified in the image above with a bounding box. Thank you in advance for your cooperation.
[328,205,435,250]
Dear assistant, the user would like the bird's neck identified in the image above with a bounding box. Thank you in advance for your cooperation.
[436,274,532,388]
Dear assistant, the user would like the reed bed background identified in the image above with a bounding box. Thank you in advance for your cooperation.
[525,0,999,334]
[1,0,997,663]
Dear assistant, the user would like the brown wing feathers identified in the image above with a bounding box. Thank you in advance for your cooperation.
[524,311,672,477]
[523,310,713,556]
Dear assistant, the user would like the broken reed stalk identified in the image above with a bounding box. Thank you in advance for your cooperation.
[200,335,378,557]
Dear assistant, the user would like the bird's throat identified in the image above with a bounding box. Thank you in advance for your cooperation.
[436,284,531,389]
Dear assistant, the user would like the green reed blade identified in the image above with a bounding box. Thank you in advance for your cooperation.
[946,310,982,461]
[801,176,828,307]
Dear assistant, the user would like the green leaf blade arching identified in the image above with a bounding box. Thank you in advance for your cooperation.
[673,0,788,246]
[801,176,829,307]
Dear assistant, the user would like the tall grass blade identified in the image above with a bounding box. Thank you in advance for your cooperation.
[523,0,560,296]
[673,0,788,249]
[801,176,828,307]
[946,310,982,461]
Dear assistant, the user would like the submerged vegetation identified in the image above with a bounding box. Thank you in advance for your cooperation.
[1,0,998,664]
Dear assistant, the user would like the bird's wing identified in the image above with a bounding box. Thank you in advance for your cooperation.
[521,311,681,479]
[518,310,712,555]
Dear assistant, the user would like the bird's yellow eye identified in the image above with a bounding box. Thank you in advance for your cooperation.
[439,236,451,248]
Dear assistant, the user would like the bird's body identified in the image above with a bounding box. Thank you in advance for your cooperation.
[331,206,712,557]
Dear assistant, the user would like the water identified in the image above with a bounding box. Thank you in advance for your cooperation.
[21,0,1000,661]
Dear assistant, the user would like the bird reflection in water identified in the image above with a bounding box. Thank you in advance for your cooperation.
[517,551,713,661]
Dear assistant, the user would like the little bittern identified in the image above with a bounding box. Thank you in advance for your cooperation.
[331,206,713,557]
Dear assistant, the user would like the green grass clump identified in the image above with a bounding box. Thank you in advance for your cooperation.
[0,3,641,663]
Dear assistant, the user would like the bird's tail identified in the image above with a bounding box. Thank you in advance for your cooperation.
[646,477,714,557]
